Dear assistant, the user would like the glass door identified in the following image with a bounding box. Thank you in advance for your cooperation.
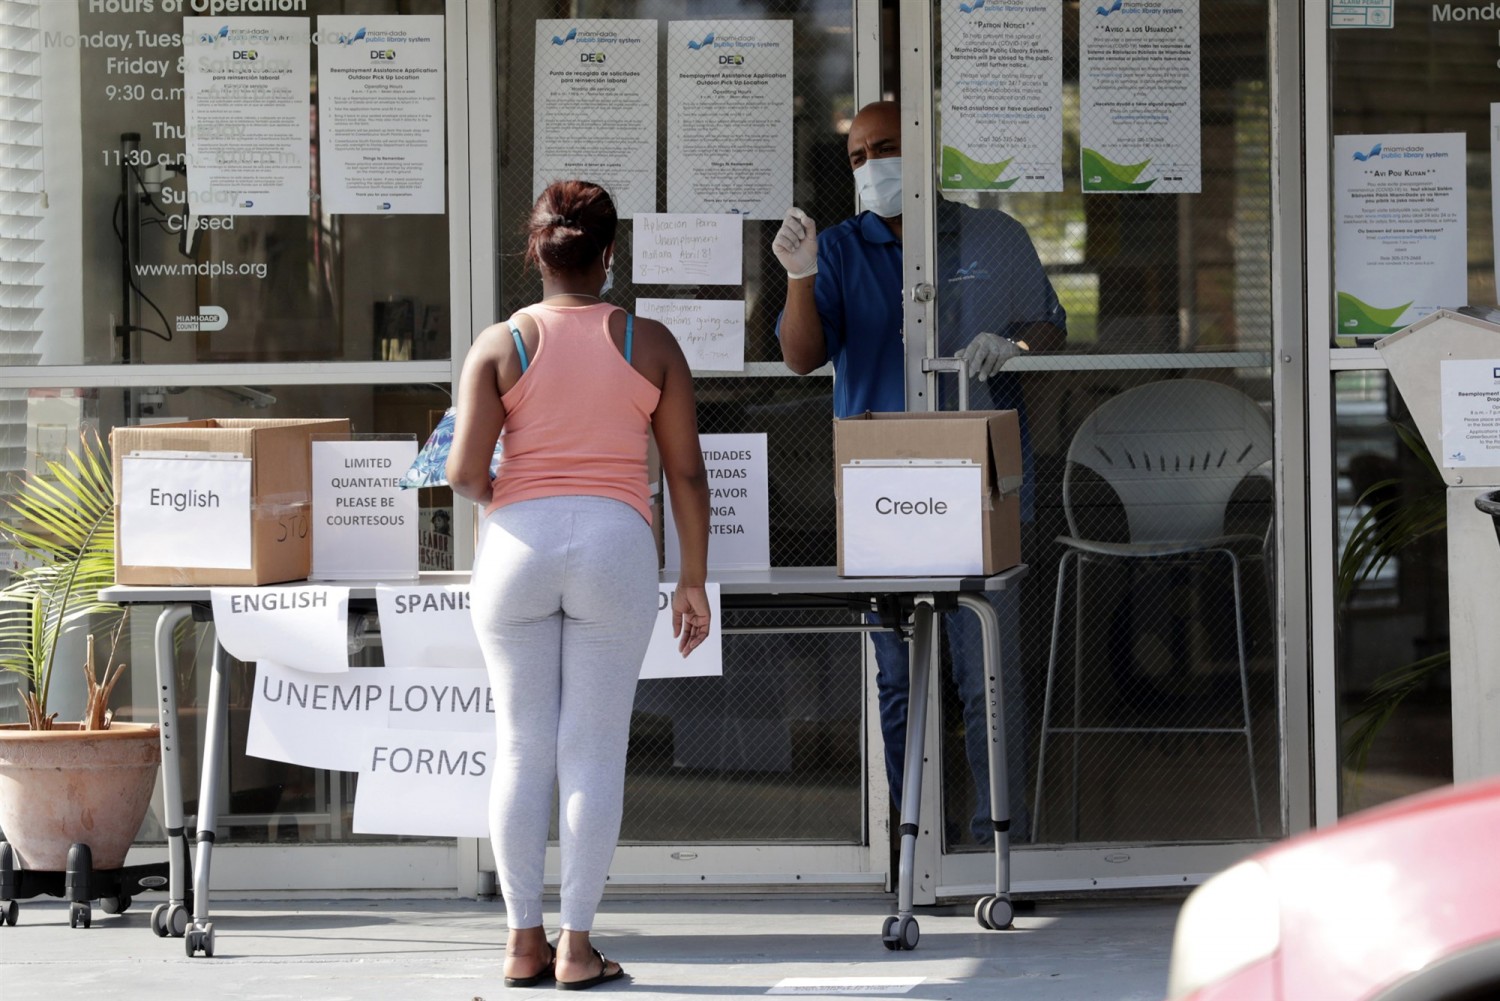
[892,1,1296,895]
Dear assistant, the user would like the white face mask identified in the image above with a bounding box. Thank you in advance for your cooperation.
[598,250,614,297]
[854,156,903,218]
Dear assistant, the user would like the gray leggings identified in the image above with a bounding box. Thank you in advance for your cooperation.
[471,495,658,931]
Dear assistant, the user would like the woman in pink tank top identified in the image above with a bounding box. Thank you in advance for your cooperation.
[447,181,710,990]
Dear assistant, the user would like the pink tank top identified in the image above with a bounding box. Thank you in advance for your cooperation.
[488,303,662,524]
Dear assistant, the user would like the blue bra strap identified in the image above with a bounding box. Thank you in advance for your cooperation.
[624,313,634,364]
[509,320,529,373]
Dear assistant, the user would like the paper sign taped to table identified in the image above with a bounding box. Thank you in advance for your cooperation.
[841,464,983,576]
[211,586,351,674]
[119,454,253,569]
[376,584,485,670]
[642,583,722,679]
[352,727,491,838]
[246,664,493,770]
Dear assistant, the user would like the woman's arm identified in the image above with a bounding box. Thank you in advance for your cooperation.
[644,320,712,655]
[446,325,508,504]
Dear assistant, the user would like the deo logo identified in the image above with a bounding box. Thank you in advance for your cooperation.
[718,54,745,65]
[232,49,257,59]
[579,51,606,63]
[370,49,396,60]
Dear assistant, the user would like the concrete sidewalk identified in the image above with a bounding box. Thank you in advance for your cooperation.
[0,894,1179,1001]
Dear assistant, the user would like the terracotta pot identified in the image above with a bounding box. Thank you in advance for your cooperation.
[0,722,160,872]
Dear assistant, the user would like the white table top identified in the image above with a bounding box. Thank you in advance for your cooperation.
[99,565,1029,604]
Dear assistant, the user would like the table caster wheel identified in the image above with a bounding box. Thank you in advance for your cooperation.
[167,904,189,937]
[69,902,91,929]
[881,915,899,950]
[185,930,198,957]
[896,915,919,950]
[1,899,17,926]
[201,922,215,958]
[151,904,169,938]
[976,895,1013,930]
[102,894,131,915]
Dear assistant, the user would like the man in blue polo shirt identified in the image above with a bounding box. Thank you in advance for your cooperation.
[775,100,1066,847]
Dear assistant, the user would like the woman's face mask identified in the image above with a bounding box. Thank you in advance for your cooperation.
[599,250,614,297]
[853,156,903,218]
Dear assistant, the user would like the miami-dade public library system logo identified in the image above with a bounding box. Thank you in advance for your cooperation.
[1352,142,1383,161]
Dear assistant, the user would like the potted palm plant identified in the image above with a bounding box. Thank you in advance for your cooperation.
[0,429,161,926]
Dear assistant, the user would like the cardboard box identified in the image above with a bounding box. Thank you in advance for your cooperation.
[834,411,1022,577]
[112,418,351,586]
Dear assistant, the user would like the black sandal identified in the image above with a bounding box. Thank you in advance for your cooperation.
[556,947,626,991]
[504,942,556,988]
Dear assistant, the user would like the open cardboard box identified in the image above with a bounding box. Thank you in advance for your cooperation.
[112,418,351,586]
[833,411,1022,577]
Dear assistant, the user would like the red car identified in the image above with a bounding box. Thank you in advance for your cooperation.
[1166,777,1500,1001]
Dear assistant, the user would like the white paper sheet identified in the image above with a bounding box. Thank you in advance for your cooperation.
[532,19,658,218]
[210,586,351,674]
[633,214,743,285]
[665,434,769,572]
[311,439,419,580]
[665,19,793,218]
[634,298,746,371]
[642,583,723,680]
[246,664,493,770]
[841,464,983,576]
[1440,359,1500,467]
[1079,1,1200,193]
[183,17,310,215]
[316,15,446,215]
[352,727,491,838]
[1333,132,1467,337]
[118,455,252,570]
[940,0,1063,192]
[375,584,485,670]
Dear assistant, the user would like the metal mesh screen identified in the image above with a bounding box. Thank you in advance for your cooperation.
[498,1,865,845]
[930,0,1280,847]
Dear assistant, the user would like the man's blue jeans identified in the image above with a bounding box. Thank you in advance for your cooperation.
[870,588,1030,845]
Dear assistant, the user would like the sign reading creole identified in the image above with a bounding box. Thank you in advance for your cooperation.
[210,585,352,675]
[841,463,983,576]
[119,454,253,570]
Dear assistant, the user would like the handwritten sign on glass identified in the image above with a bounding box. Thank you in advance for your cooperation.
[632,213,743,285]
[634,298,745,371]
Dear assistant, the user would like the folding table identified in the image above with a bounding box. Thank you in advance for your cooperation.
[101,563,1026,955]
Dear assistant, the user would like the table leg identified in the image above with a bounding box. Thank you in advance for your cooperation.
[184,639,227,958]
[882,595,936,951]
[956,592,1014,930]
[149,606,193,941]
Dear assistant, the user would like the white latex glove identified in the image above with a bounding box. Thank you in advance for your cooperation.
[956,331,1023,381]
[772,208,819,279]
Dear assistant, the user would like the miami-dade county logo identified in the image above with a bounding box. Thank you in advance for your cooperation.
[338,27,367,45]
[551,26,578,45]
[687,31,715,49]
[1352,142,1383,162]
[175,305,228,333]
[198,24,229,44]
[948,260,991,283]
[1096,0,1124,13]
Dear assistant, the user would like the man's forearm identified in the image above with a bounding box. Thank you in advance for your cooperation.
[779,278,827,374]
